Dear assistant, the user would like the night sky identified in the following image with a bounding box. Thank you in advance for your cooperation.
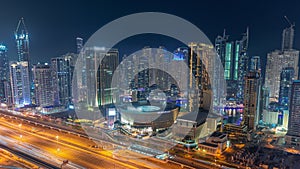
[1,0,300,69]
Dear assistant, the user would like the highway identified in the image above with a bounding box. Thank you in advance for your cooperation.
[0,109,239,169]
[0,112,183,169]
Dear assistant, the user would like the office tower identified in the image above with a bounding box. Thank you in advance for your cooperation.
[76,37,83,54]
[282,16,295,51]
[189,42,214,111]
[265,50,299,101]
[285,80,300,146]
[0,45,9,103]
[243,71,261,131]
[33,63,53,107]
[250,56,261,73]
[215,28,249,102]
[172,47,189,92]
[97,48,119,106]
[236,28,249,103]
[279,67,295,107]
[9,61,30,107]
[15,18,29,63]
[51,53,76,107]
[76,47,118,107]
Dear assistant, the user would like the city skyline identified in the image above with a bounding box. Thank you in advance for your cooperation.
[0,0,300,67]
[1,1,300,169]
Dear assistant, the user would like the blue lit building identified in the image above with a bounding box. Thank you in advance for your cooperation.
[279,67,295,108]
[15,18,29,63]
[215,28,249,102]
[9,61,31,107]
[33,63,53,107]
[286,80,300,146]
[51,53,76,107]
[0,45,9,103]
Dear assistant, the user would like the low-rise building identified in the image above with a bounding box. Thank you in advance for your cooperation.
[198,131,228,155]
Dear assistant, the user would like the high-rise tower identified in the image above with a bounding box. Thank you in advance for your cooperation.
[285,80,300,147]
[0,45,9,103]
[282,16,295,51]
[215,28,249,102]
[33,63,53,107]
[15,18,29,63]
[243,71,261,131]
[9,61,31,107]
[52,53,76,107]
[279,67,295,107]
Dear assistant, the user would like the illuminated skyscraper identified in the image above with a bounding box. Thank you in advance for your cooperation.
[33,63,53,107]
[189,42,214,111]
[215,28,249,102]
[282,17,295,51]
[286,80,300,146]
[76,47,118,107]
[0,45,9,103]
[265,19,299,101]
[265,50,299,101]
[9,61,31,107]
[97,48,119,106]
[243,71,261,131]
[15,18,29,63]
[279,67,295,107]
[51,53,76,107]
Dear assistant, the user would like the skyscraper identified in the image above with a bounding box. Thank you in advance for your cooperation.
[97,49,119,106]
[265,19,299,101]
[265,50,299,101]
[51,53,76,107]
[189,42,214,111]
[215,28,249,102]
[0,45,9,103]
[76,47,119,108]
[76,37,83,54]
[9,61,31,107]
[243,71,261,131]
[286,80,300,147]
[33,63,53,107]
[279,67,295,107]
[282,16,295,51]
[15,18,29,63]
[236,28,250,102]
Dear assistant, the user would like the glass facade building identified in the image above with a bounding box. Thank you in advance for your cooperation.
[286,81,300,146]
[33,64,53,107]
[279,67,295,107]
[9,61,31,107]
[51,54,76,107]
[0,45,9,103]
[215,28,249,102]
[15,18,29,63]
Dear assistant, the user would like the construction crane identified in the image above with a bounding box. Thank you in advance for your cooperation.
[284,16,295,28]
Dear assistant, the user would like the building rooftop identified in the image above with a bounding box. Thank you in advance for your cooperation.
[199,142,218,148]
[211,131,227,139]
[177,108,209,126]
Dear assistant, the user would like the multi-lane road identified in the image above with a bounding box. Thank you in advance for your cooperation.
[0,111,188,169]
[0,109,241,169]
